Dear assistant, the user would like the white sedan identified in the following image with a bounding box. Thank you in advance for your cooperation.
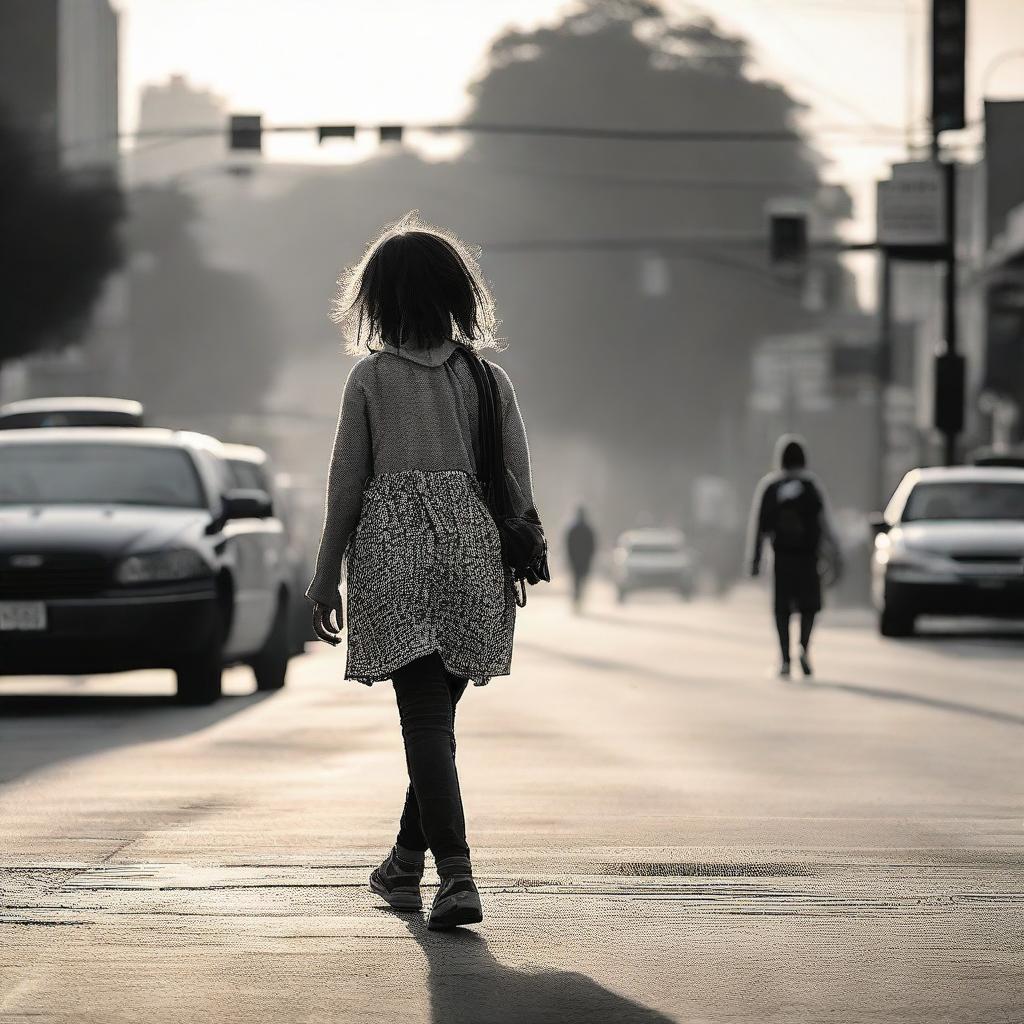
[870,466,1024,636]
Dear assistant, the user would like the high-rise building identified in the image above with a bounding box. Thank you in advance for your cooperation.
[980,100,1024,437]
[130,74,228,184]
[0,0,118,177]
[0,0,122,403]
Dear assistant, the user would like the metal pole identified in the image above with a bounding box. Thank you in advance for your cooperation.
[941,159,958,466]
[878,250,893,505]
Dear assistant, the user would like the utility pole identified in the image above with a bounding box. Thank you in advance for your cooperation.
[930,0,967,465]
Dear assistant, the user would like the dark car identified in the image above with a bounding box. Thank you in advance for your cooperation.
[969,446,1024,469]
[870,466,1024,636]
[0,427,294,703]
[0,397,145,430]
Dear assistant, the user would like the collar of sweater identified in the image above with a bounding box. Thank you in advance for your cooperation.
[380,340,458,367]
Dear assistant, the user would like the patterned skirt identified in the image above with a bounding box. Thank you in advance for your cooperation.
[344,470,515,686]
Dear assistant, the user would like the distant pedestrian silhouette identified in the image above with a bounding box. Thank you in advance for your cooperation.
[748,435,841,678]
[565,505,597,612]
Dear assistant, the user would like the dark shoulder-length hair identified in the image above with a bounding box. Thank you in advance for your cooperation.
[333,212,501,355]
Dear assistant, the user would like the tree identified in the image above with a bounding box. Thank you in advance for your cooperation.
[460,1,832,450]
[215,0,849,530]
[0,111,123,370]
[126,185,282,420]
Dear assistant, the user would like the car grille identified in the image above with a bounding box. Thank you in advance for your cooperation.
[0,555,111,598]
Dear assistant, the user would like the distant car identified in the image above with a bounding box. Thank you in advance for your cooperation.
[870,466,1024,636]
[612,528,696,603]
[0,427,293,703]
[0,397,145,430]
[969,446,1024,469]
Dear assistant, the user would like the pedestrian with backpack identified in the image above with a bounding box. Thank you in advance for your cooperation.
[747,435,841,678]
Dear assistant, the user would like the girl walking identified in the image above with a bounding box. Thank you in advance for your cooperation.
[306,215,543,929]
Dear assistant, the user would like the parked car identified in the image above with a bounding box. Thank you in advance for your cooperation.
[221,443,311,655]
[0,397,145,430]
[0,427,293,703]
[870,466,1024,636]
[612,528,696,603]
[969,446,1024,469]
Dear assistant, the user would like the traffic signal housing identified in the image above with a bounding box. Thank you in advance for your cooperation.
[768,209,809,275]
[228,114,262,152]
[934,350,965,435]
[931,0,966,133]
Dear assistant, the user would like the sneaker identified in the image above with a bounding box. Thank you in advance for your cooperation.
[369,846,424,911]
[778,660,791,679]
[428,874,483,930]
[799,646,813,678]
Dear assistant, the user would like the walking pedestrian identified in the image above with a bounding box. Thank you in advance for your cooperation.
[306,215,545,929]
[565,505,597,612]
[747,435,841,679]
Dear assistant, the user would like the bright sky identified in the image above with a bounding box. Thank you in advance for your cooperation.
[113,0,1024,238]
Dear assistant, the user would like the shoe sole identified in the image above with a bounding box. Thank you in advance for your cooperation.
[369,874,422,911]
[427,891,483,930]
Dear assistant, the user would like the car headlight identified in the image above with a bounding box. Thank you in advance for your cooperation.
[116,548,210,585]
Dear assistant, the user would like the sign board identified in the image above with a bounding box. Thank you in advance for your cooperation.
[749,333,832,414]
[877,162,946,247]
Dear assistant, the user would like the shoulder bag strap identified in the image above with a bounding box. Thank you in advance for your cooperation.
[453,346,498,500]
[481,360,512,518]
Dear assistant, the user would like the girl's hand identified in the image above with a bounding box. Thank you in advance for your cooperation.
[312,600,343,646]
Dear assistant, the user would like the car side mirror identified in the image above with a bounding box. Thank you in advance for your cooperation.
[222,488,274,521]
[868,512,890,536]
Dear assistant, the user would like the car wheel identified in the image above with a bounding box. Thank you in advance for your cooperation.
[879,606,915,638]
[677,582,695,602]
[616,587,628,604]
[176,612,224,705]
[251,593,290,691]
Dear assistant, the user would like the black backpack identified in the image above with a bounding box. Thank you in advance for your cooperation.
[454,347,550,606]
[773,477,822,553]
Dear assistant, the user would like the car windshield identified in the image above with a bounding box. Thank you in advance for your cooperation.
[0,443,205,508]
[903,481,1024,522]
[627,540,682,554]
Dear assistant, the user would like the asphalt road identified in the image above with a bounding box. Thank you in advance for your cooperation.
[2,584,1022,1023]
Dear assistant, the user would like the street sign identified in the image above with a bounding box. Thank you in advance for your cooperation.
[749,333,832,413]
[877,162,946,247]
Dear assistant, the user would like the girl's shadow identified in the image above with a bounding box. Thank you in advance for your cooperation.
[384,909,675,1024]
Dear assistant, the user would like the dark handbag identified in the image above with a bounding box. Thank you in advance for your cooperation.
[455,347,550,606]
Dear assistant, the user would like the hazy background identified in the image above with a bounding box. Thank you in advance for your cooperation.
[4,0,1024,587]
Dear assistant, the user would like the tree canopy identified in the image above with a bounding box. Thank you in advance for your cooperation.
[0,112,123,367]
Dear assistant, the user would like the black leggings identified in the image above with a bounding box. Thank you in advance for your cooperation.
[775,609,816,662]
[391,653,470,863]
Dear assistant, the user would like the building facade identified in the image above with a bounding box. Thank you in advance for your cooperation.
[0,0,124,404]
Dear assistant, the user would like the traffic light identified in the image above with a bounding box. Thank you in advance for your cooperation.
[318,125,356,143]
[769,212,808,269]
[228,114,262,152]
[931,0,966,133]
[934,350,965,435]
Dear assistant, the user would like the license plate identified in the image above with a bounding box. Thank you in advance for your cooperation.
[0,601,47,631]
